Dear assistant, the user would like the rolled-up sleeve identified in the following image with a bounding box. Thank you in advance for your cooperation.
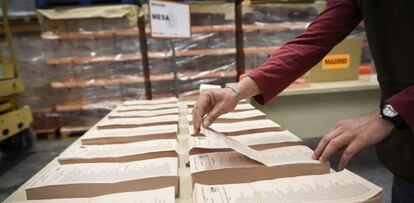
[249,0,362,105]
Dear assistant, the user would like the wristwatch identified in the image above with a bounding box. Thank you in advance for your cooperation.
[380,102,408,129]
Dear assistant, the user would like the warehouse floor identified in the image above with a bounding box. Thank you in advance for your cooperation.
[0,138,393,202]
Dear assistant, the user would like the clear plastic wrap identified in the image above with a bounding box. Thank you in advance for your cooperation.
[21,5,150,132]
[146,4,237,98]
[243,3,320,74]
[14,3,374,134]
[4,0,36,19]
[243,2,373,84]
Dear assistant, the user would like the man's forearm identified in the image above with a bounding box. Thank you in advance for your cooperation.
[247,0,362,105]
[233,76,261,100]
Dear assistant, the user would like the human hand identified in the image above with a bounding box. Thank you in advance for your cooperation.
[192,88,239,134]
[312,110,395,170]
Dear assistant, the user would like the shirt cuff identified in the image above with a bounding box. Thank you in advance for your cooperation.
[248,71,271,106]
[387,96,414,130]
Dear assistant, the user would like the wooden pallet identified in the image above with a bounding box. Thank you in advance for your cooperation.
[60,126,90,140]
[34,127,59,140]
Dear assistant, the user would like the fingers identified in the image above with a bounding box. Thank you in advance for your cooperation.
[338,141,363,170]
[203,104,224,128]
[312,126,341,160]
[319,134,349,162]
[192,93,212,134]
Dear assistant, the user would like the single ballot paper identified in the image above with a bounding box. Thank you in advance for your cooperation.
[122,97,177,106]
[187,109,266,123]
[26,157,178,199]
[15,187,175,203]
[188,103,255,113]
[193,170,383,203]
[189,145,329,185]
[209,119,281,136]
[81,124,177,145]
[117,102,178,112]
[188,130,302,155]
[58,139,178,164]
[109,107,179,118]
[190,119,281,136]
[97,115,179,129]
[200,127,272,166]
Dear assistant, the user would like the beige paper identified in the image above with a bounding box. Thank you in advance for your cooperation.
[15,187,175,203]
[190,145,319,172]
[97,115,178,129]
[209,119,281,136]
[188,103,255,113]
[109,108,179,118]
[187,109,266,123]
[28,157,178,188]
[81,124,177,144]
[58,139,177,163]
[189,130,301,150]
[90,187,175,203]
[122,97,177,106]
[200,127,270,166]
[189,119,281,136]
[117,103,178,112]
[193,170,383,203]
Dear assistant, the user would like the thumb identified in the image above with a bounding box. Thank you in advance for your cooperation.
[202,105,223,128]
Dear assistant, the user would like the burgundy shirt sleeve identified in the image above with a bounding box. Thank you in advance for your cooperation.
[249,0,362,105]
[386,85,414,129]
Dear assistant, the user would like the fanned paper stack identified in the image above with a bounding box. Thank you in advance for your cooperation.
[185,86,382,202]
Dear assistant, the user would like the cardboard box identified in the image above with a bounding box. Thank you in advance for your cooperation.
[307,37,362,82]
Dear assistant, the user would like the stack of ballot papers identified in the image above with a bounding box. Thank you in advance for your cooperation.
[189,119,282,136]
[187,109,267,123]
[189,145,330,185]
[81,124,177,145]
[122,97,177,106]
[183,86,383,203]
[58,139,178,164]
[193,169,383,203]
[15,187,175,203]
[97,115,179,129]
[188,130,302,155]
[109,108,179,118]
[25,158,178,199]
[108,98,179,118]
[187,102,254,112]
[97,98,179,129]
[116,102,178,112]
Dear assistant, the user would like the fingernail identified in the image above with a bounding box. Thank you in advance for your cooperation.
[203,119,211,127]
[338,164,344,171]
[319,157,325,162]
[311,154,317,160]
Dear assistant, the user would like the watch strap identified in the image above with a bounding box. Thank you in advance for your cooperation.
[380,102,408,129]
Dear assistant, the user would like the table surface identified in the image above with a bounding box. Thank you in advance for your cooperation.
[4,87,356,202]
[280,76,379,96]
[3,103,193,203]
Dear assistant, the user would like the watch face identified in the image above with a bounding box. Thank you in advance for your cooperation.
[383,104,398,117]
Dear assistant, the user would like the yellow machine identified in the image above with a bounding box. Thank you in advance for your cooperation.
[0,0,35,154]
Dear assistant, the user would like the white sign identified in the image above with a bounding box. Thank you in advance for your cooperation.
[149,0,191,39]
